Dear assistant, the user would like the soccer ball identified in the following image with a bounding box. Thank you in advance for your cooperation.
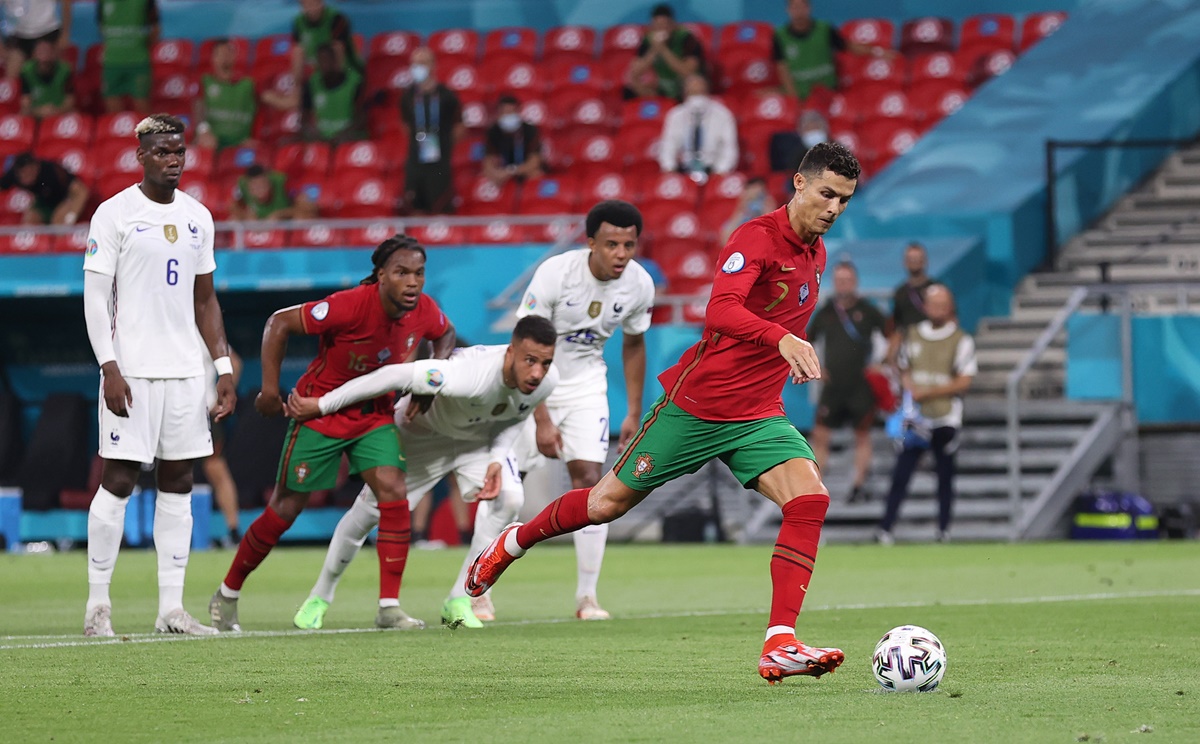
[872,625,947,692]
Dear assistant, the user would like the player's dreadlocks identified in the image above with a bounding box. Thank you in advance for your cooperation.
[361,233,426,284]
[798,141,861,182]
[134,113,186,139]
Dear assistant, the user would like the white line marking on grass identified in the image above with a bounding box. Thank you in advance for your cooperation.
[3,588,1198,650]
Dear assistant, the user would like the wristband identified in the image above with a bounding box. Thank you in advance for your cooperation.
[213,356,234,377]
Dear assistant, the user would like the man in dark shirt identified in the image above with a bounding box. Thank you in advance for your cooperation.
[0,151,89,225]
[807,261,886,502]
[400,46,462,214]
[887,242,934,367]
[482,95,544,185]
[624,3,705,100]
[773,0,893,101]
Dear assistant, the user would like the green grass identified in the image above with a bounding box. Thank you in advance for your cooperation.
[2,541,1199,743]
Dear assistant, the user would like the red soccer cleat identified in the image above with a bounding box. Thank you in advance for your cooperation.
[758,637,845,685]
[465,522,524,597]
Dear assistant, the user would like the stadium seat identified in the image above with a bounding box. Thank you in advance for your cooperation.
[899,17,955,56]
[370,30,421,62]
[365,58,412,100]
[150,72,199,113]
[459,177,518,215]
[858,118,920,171]
[909,51,967,86]
[1020,11,1068,52]
[699,172,749,231]
[198,36,249,75]
[53,225,90,254]
[543,26,597,65]
[519,176,578,214]
[450,134,486,172]
[0,228,52,254]
[483,27,538,62]
[340,176,398,218]
[840,18,896,49]
[273,141,332,182]
[619,97,672,127]
[346,222,400,248]
[184,145,215,180]
[368,94,406,139]
[94,111,142,146]
[150,39,195,76]
[601,23,645,58]
[442,62,481,96]
[490,61,545,97]
[253,34,294,69]
[409,220,468,245]
[577,170,636,203]
[547,61,606,98]
[739,119,790,175]
[216,143,272,178]
[616,121,664,166]
[95,140,142,178]
[965,48,1017,87]
[682,22,714,53]
[34,141,95,183]
[644,172,700,207]
[737,91,798,128]
[252,107,301,143]
[642,204,701,243]
[35,112,95,148]
[520,99,549,128]
[460,95,490,130]
[0,78,19,115]
[716,49,778,93]
[241,228,287,249]
[566,132,617,169]
[95,172,135,200]
[562,96,614,138]
[0,187,31,224]
[470,218,526,244]
[332,140,392,177]
[427,28,480,66]
[661,276,711,323]
[717,21,774,55]
[842,54,906,93]
[908,80,969,126]
[959,13,1017,58]
[598,52,636,89]
[0,114,35,156]
[652,239,716,285]
[864,89,914,123]
[85,43,103,70]
[829,127,862,158]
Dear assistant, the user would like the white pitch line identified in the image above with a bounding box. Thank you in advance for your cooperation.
[3,587,1199,651]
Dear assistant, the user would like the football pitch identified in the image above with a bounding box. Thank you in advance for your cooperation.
[2,540,1198,743]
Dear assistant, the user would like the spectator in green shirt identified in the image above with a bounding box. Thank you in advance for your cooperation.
[230,163,317,221]
[194,39,259,150]
[4,0,72,84]
[290,0,361,83]
[300,43,365,144]
[97,0,159,114]
[19,38,74,118]
[773,0,894,102]
[624,4,705,100]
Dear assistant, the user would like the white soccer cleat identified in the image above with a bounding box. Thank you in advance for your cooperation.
[84,604,115,637]
[470,594,496,622]
[155,608,219,635]
[576,596,611,621]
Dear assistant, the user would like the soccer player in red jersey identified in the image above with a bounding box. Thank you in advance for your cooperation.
[209,234,456,631]
[465,142,861,684]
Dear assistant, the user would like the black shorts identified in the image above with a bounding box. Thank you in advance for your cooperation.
[816,382,877,430]
[8,29,61,58]
[404,162,453,213]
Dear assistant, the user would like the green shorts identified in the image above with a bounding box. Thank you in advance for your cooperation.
[613,395,815,492]
[102,63,151,99]
[276,421,406,493]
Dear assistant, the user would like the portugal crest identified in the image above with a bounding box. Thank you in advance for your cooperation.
[632,453,654,479]
[588,301,602,318]
[295,462,310,484]
[164,224,178,243]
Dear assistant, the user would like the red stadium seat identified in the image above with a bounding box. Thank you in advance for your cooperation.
[442,63,481,95]
[184,145,214,180]
[252,105,301,142]
[35,141,95,183]
[830,127,862,158]
[899,17,955,56]
[519,176,578,214]
[601,23,644,58]
[346,222,400,248]
[908,80,969,126]
[577,170,635,203]
[150,39,195,75]
[450,134,486,172]
[214,143,270,178]
[865,89,914,123]
[547,61,606,97]
[520,99,549,129]
[0,114,35,155]
[85,43,103,69]
[150,72,198,113]
[273,142,332,182]
[858,118,920,170]
[843,55,906,92]
[460,96,490,130]
[619,97,672,127]
[825,92,858,129]
[54,226,90,254]
[409,220,468,245]
[427,29,480,65]
[35,113,95,148]
[562,96,613,138]
[470,218,527,244]
[0,78,19,114]
[738,91,798,127]
[490,61,545,97]
[616,121,664,166]
[332,175,397,218]
[0,188,32,225]
[717,21,773,54]
[598,52,636,87]
[253,34,294,68]
[738,119,789,176]
[644,172,699,206]
[241,229,287,250]
[291,224,348,248]
[966,48,1017,87]
[333,140,393,176]
[94,111,141,145]
[370,31,421,62]
[909,52,966,86]
[198,37,249,75]
[95,172,135,200]
[0,228,52,254]
[95,141,142,178]
[566,132,617,169]
[1020,12,1068,52]
[543,26,597,64]
[652,240,715,285]
[365,58,412,98]
[483,27,537,62]
[840,18,896,49]
[459,177,518,215]
[699,172,749,231]
[716,49,778,93]
[682,22,714,53]
[641,203,701,241]
[960,14,1016,56]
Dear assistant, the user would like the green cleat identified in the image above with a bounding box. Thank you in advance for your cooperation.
[441,596,483,629]
[293,596,330,630]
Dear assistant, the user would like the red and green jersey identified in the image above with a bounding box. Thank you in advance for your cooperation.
[658,205,826,421]
[297,284,449,439]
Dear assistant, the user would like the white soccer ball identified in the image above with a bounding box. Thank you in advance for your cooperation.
[872,625,947,692]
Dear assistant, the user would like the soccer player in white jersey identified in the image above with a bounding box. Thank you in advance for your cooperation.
[81,114,235,637]
[505,199,655,622]
[287,316,559,630]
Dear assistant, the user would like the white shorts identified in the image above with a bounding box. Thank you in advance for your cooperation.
[513,397,610,472]
[360,432,522,509]
[98,375,213,464]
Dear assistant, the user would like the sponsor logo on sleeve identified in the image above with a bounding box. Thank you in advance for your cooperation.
[426,369,445,388]
[310,301,330,321]
[721,252,746,274]
[86,238,99,256]
[523,293,537,310]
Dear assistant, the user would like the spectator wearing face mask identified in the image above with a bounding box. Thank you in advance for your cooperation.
[657,74,737,182]
[482,94,544,185]
[400,46,463,214]
[769,108,830,173]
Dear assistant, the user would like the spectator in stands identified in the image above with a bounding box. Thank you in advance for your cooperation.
[194,39,258,151]
[301,42,366,144]
[97,0,159,114]
[482,94,544,186]
[886,242,934,368]
[0,151,88,225]
[769,108,829,173]
[878,284,976,544]
[18,37,74,118]
[291,0,361,83]
[3,0,71,84]
[230,163,317,221]
[774,0,894,102]
[807,261,888,504]
[624,3,705,101]
[400,46,462,215]
[657,74,737,181]
[719,176,770,244]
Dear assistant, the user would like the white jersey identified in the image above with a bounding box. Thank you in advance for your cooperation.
[4,0,62,38]
[516,249,654,403]
[83,185,217,379]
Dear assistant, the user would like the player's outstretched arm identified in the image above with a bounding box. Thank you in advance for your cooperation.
[405,319,458,419]
[83,269,132,417]
[316,362,441,418]
[195,273,237,421]
[256,306,305,416]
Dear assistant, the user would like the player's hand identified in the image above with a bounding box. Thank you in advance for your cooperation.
[778,334,822,384]
[212,375,237,422]
[101,364,133,417]
[285,390,322,422]
[405,394,436,421]
[255,388,284,417]
[536,420,563,459]
[617,412,640,454]
[478,462,502,501]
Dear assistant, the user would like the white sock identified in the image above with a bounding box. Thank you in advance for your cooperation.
[573,523,608,600]
[450,490,523,599]
[312,494,379,603]
[154,491,193,618]
[219,582,239,600]
[766,625,795,642]
[87,487,128,612]
[378,598,399,609]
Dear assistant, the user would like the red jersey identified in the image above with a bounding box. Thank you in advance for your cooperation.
[658,206,826,421]
[296,284,449,438]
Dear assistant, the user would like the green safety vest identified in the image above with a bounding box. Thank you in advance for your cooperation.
[237,171,291,219]
[20,61,72,108]
[775,20,838,99]
[99,0,152,66]
[202,75,257,149]
[293,8,362,70]
[308,67,362,140]
[645,27,693,100]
